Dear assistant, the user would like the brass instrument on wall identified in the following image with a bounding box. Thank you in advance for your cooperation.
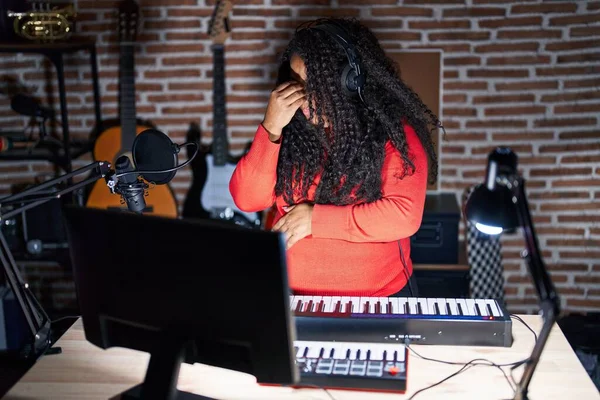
[7,2,76,42]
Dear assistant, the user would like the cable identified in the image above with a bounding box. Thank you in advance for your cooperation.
[115,142,199,179]
[404,314,538,399]
[51,315,81,324]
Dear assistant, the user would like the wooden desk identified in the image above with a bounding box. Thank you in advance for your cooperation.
[5,316,600,400]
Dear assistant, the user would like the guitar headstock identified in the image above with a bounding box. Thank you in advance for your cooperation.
[208,0,232,46]
[117,0,140,44]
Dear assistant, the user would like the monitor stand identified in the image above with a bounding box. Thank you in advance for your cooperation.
[119,336,216,400]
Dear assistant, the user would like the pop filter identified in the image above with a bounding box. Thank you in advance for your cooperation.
[132,129,177,185]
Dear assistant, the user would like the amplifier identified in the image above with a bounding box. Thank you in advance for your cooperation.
[410,193,461,264]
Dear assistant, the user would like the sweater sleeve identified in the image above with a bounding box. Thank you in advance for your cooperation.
[311,125,428,242]
[229,124,281,212]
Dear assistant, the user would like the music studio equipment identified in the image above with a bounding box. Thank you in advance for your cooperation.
[288,340,407,392]
[184,0,261,229]
[465,147,560,400]
[0,128,197,360]
[309,19,367,105]
[291,295,513,348]
[6,1,76,42]
[85,0,178,218]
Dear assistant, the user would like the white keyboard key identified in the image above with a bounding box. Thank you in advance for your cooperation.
[369,345,385,361]
[447,298,459,315]
[417,298,428,315]
[408,297,418,314]
[390,298,400,314]
[437,298,448,315]
[306,345,322,359]
[427,298,437,315]
[322,297,333,313]
[350,297,360,313]
[486,299,502,317]
[475,299,489,316]
[466,299,478,316]
[456,298,469,315]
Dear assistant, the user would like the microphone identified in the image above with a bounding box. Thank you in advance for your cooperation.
[105,128,199,214]
[11,93,55,119]
[113,155,148,214]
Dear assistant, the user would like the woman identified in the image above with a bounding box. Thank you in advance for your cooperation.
[229,18,442,297]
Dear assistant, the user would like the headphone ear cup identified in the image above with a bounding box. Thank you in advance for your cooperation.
[341,63,358,95]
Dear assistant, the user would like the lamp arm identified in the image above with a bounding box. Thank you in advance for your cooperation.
[511,176,561,400]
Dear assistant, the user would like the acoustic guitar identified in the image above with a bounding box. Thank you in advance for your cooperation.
[182,0,259,228]
[86,0,178,218]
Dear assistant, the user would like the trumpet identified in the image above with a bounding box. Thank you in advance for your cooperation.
[7,2,77,42]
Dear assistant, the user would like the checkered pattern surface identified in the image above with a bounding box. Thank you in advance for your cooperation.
[462,187,506,305]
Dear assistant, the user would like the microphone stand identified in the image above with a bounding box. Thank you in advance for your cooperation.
[0,161,111,360]
[505,175,561,400]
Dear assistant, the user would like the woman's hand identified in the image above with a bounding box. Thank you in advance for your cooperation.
[262,81,306,142]
[272,203,314,249]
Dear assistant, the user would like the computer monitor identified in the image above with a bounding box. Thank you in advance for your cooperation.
[62,206,298,400]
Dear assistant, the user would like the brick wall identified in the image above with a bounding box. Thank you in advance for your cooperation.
[0,0,598,315]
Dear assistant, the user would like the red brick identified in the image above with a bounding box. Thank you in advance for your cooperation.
[542,91,600,103]
[555,104,600,114]
[562,154,600,164]
[512,3,577,14]
[474,42,539,53]
[410,43,471,52]
[589,1,600,10]
[570,26,600,37]
[233,8,291,16]
[530,167,592,177]
[486,55,551,66]
[537,66,600,76]
[485,106,545,116]
[299,8,361,17]
[497,30,562,39]
[443,7,505,17]
[443,94,468,103]
[409,20,471,30]
[535,118,597,128]
[468,69,529,78]
[376,32,422,41]
[445,81,488,91]
[444,108,477,117]
[549,13,600,26]
[553,179,600,188]
[478,16,542,29]
[547,40,599,52]
[429,32,490,41]
[496,81,558,91]
[371,7,433,17]
[536,226,586,235]
[542,203,599,212]
[491,132,554,141]
[473,94,535,104]
[166,8,213,17]
[541,142,600,153]
[445,57,481,66]
[471,144,532,155]
[467,120,528,129]
[558,53,600,64]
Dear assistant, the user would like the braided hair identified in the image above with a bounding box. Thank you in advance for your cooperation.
[274,17,442,206]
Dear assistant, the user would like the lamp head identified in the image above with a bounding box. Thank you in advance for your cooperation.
[465,147,520,235]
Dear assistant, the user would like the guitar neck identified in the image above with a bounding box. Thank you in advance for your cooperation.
[119,43,137,153]
[212,44,228,166]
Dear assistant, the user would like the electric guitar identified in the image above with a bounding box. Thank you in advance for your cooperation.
[183,0,259,228]
[86,0,178,218]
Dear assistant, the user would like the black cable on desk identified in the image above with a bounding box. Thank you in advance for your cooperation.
[404,315,538,400]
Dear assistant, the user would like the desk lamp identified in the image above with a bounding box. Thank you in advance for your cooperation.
[464,147,561,400]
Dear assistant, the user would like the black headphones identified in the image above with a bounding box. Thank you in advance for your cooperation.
[309,21,367,105]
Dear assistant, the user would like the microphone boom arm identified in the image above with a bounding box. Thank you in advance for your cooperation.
[0,160,111,360]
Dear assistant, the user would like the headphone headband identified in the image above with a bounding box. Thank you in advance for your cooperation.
[308,21,367,105]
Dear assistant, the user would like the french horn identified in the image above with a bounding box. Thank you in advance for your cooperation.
[7,2,76,42]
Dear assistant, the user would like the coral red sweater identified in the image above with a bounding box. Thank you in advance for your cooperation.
[229,123,428,297]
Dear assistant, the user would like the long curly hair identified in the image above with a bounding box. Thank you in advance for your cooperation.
[274,17,442,206]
